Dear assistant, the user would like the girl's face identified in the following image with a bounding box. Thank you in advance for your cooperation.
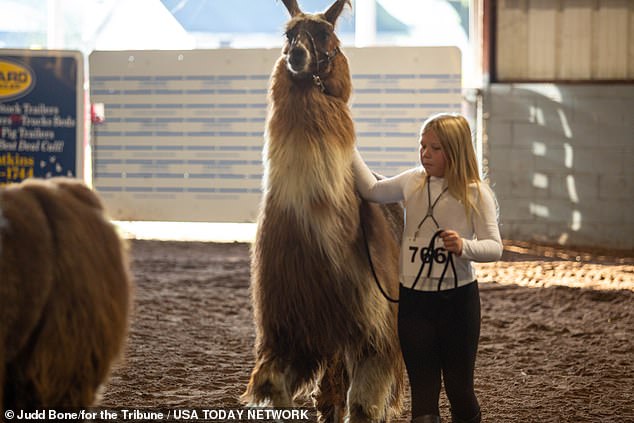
[419,129,447,177]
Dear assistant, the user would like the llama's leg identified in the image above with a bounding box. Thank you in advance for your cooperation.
[345,349,398,423]
[242,355,294,407]
[314,356,349,423]
[243,353,316,408]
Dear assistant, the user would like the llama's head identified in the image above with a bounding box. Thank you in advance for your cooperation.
[280,0,351,83]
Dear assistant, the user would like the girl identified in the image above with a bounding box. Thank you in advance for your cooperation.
[353,113,502,423]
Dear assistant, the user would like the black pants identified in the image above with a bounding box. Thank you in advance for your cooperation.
[398,282,481,420]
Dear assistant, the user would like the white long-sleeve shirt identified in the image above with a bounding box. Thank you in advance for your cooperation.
[353,149,502,291]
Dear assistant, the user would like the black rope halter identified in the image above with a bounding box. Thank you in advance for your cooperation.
[301,29,340,93]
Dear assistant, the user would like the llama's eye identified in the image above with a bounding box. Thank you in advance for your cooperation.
[285,28,298,41]
[318,30,330,42]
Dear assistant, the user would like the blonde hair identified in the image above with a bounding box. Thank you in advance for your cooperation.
[420,113,481,220]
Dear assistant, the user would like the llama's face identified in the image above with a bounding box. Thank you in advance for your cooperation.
[283,15,338,77]
[280,0,350,78]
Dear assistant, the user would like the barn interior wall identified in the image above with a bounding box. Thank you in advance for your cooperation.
[496,0,634,81]
[484,84,633,250]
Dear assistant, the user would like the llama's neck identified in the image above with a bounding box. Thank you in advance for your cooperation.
[264,114,354,210]
[262,62,358,250]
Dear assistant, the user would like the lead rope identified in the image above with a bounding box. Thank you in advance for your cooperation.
[360,207,399,304]
[408,179,458,291]
[361,218,458,302]
[409,229,458,291]
[362,178,459,302]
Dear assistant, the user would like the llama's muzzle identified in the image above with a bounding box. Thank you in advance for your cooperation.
[286,32,312,75]
[288,47,308,72]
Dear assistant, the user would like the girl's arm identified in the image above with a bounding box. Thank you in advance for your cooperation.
[461,184,503,262]
[352,149,410,203]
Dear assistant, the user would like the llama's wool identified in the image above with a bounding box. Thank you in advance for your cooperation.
[0,177,131,409]
[243,1,404,421]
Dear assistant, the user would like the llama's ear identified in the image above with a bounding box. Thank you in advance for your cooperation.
[281,0,302,17]
[324,0,351,25]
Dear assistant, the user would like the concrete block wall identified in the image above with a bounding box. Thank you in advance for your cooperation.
[484,84,634,250]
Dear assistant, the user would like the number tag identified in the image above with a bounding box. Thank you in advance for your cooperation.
[401,235,450,287]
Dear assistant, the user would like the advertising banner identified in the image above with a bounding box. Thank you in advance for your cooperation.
[0,50,84,185]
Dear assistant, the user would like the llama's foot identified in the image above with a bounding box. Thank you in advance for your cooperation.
[242,378,294,408]
[315,388,347,423]
[242,358,295,408]
[318,406,346,423]
[345,403,386,423]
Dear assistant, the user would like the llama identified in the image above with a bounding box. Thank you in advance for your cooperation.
[0,177,131,411]
[242,1,404,421]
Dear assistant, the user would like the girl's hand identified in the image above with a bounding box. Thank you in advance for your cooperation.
[440,230,463,256]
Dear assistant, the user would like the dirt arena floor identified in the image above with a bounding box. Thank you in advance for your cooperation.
[99,239,634,423]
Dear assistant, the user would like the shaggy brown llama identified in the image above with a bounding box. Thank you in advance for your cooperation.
[242,1,404,421]
[0,177,131,412]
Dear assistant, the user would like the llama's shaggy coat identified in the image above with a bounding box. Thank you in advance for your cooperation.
[0,177,131,410]
[243,1,403,421]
